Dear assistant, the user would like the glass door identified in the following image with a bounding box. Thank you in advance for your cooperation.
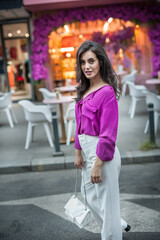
[0,21,32,100]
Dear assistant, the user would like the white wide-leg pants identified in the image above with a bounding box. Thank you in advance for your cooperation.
[78,134,127,240]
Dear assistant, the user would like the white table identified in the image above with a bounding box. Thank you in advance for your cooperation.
[55,85,77,95]
[116,71,128,77]
[43,96,75,143]
[146,78,160,94]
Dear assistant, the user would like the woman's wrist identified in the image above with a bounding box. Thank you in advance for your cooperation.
[95,157,103,167]
[75,149,82,156]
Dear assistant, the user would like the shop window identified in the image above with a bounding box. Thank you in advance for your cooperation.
[48,19,153,87]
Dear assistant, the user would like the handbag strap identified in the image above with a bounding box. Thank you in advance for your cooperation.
[75,168,88,210]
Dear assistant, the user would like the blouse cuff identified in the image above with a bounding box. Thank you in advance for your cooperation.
[96,138,115,161]
[74,143,82,150]
[74,135,82,150]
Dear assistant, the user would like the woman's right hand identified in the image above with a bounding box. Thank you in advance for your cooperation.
[74,149,85,169]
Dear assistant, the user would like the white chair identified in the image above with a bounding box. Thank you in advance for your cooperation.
[127,82,146,119]
[64,102,76,145]
[39,88,58,111]
[143,90,160,135]
[0,92,17,128]
[18,100,54,149]
[39,88,56,100]
[122,70,137,96]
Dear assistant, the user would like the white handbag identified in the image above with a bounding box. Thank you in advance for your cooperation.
[64,169,91,229]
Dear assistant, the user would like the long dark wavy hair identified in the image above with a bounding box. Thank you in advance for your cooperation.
[75,40,120,102]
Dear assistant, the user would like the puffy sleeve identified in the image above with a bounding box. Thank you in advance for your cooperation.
[74,103,82,150]
[96,94,118,161]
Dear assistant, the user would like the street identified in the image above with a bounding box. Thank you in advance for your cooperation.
[0,162,160,240]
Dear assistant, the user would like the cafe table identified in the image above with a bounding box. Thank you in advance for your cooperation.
[146,78,160,95]
[43,96,75,144]
[116,70,128,77]
[55,85,77,96]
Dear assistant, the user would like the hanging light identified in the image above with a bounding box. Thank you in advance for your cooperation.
[108,17,113,23]
[8,33,12,37]
[103,22,109,32]
[79,34,83,39]
[60,47,74,52]
[25,33,29,37]
[105,38,110,43]
[119,48,123,59]
[64,25,70,33]
[17,29,21,34]
[66,53,71,57]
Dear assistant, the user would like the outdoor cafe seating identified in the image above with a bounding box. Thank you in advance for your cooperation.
[143,90,160,135]
[18,100,54,149]
[121,69,137,97]
[0,92,17,128]
[64,102,76,146]
[127,82,147,119]
[39,88,56,100]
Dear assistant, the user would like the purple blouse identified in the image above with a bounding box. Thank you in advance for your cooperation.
[74,85,118,161]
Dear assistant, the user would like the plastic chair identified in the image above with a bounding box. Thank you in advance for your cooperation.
[122,70,137,96]
[64,102,76,145]
[18,100,54,149]
[39,88,59,111]
[0,92,17,128]
[127,82,146,119]
[39,88,56,100]
[143,90,160,135]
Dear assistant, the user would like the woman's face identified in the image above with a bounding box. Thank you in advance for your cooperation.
[80,50,101,81]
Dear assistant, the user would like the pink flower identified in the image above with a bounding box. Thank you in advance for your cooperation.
[31,3,160,81]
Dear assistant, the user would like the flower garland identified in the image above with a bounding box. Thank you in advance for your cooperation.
[148,23,160,77]
[91,32,108,46]
[31,3,160,81]
[91,27,142,71]
[92,27,135,52]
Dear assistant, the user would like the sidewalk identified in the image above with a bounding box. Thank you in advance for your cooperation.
[0,95,160,174]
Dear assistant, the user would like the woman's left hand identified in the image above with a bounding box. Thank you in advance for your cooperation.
[91,157,103,184]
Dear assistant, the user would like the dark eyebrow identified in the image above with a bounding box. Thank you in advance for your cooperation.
[80,57,95,61]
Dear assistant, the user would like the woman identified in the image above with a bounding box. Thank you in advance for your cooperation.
[74,41,130,240]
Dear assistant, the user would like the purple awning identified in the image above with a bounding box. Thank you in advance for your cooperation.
[23,0,152,12]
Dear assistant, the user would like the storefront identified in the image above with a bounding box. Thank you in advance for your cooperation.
[27,2,160,92]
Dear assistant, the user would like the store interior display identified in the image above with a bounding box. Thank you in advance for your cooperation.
[0,56,5,93]
[0,22,31,100]
[48,19,153,88]
[4,38,31,100]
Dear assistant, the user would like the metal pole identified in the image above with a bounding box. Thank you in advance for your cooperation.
[52,111,64,156]
[0,24,10,92]
[27,18,35,101]
[148,103,155,144]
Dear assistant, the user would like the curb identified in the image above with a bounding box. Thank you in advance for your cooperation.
[0,152,159,174]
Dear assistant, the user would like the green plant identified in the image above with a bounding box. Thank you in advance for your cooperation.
[140,141,159,151]
[33,79,42,85]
